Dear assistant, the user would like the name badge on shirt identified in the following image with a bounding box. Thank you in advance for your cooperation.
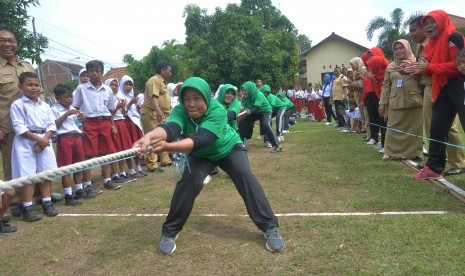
[396,77,403,88]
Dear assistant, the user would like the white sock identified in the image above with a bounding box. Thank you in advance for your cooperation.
[23,201,33,207]
[42,197,52,203]
[104,178,111,183]
[120,171,127,176]
[136,165,142,171]
[129,168,136,174]
[75,183,83,190]
[83,181,92,188]
[112,173,119,178]
[63,187,72,196]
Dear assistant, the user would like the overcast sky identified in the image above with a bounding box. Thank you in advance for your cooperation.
[27,0,465,70]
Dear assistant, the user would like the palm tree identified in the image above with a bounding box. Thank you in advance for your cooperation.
[365,8,422,59]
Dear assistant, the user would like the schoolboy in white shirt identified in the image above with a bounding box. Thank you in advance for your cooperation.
[11,72,59,222]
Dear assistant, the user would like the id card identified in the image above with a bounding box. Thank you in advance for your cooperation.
[396,77,403,88]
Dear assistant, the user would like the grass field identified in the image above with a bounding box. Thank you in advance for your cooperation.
[2,119,465,275]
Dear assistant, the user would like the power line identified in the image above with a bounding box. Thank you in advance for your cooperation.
[34,17,124,56]
[47,38,120,68]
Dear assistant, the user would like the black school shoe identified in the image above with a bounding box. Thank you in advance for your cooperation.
[444,168,465,176]
[41,201,59,217]
[23,205,42,222]
[65,194,83,206]
[0,220,17,234]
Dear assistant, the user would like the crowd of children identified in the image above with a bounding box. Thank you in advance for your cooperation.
[0,60,156,232]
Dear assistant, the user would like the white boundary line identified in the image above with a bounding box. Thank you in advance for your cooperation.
[58,211,448,218]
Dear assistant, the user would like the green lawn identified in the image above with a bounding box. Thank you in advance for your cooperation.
[1,119,465,275]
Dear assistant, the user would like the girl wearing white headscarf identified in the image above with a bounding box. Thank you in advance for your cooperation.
[119,75,147,177]
[104,78,137,182]
[167,82,183,109]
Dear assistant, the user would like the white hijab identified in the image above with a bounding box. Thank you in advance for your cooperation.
[119,75,143,131]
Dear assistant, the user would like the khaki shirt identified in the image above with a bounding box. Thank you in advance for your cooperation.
[380,69,423,109]
[416,38,432,86]
[0,56,35,133]
[143,74,171,114]
[332,74,348,101]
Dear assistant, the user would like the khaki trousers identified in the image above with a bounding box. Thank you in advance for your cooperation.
[141,107,172,170]
[0,132,14,181]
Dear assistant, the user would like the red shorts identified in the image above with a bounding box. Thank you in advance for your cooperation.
[56,133,85,167]
[112,120,133,151]
[82,119,116,157]
[125,118,143,143]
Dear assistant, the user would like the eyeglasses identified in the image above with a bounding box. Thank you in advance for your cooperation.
[0,38,17,44]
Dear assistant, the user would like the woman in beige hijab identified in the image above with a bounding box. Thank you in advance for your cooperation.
[378,39,423,161]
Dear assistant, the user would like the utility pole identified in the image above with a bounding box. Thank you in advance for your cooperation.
[32,17,47,101]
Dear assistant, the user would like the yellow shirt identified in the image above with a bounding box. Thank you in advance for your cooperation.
[0,56,35,133]
[332,74,348,101]
[143,74,171,114]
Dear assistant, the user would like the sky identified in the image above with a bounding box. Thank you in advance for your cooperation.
[26,0,465,71]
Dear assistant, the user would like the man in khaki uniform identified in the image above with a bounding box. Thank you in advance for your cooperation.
[409,16,465,175]
[331,67,348,127]
[141,61,172,172]
[0,25,36,181]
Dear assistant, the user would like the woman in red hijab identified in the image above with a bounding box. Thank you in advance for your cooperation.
[409,10,465,180]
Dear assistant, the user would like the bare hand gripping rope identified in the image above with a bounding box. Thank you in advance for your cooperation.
[0,147,147,191]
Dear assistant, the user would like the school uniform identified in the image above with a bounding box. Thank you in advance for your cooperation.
[312,90,326,121]
[10,96,57,178]
[306,90,314,115]
[111,90,133,151]
[50,103,85,167]
[294,90,304,115]
[72,82,116,157]
[119,75,144,142]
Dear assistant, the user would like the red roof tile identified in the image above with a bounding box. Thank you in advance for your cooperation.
[449,13,465,29]
[102,67,127,83]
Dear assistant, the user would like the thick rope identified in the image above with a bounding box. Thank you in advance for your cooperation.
[0,147,146,191]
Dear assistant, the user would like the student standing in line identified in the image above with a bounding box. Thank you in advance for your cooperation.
[120,75,147,178]
[51,84,95,204]
[72,60,122,190]
[11,72,59,221]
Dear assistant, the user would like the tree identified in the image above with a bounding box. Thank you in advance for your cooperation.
[0,0,48,64]
[297,34,312,53]
[183,0,301,91]
[365,8,422,59]
[123,40,187,91]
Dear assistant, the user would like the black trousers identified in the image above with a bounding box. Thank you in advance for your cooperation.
[283,107,295,130]
[334,100,345,127]
[264,108,286,142]
[162,144,279,238]
[365,93,381,141]
[239,112,279,147]
[323,97,337,123]
[426,79,465,173]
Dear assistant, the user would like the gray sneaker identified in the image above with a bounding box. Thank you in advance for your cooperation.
[0,220,17,234]
[75,187,97,199]
[111,175,127,184]
[86,181,102,195]
[23,205,42,222]
[104,180,122,190]
[41,201,59,217]
[264,227,284,252]
[158,234,178,255]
